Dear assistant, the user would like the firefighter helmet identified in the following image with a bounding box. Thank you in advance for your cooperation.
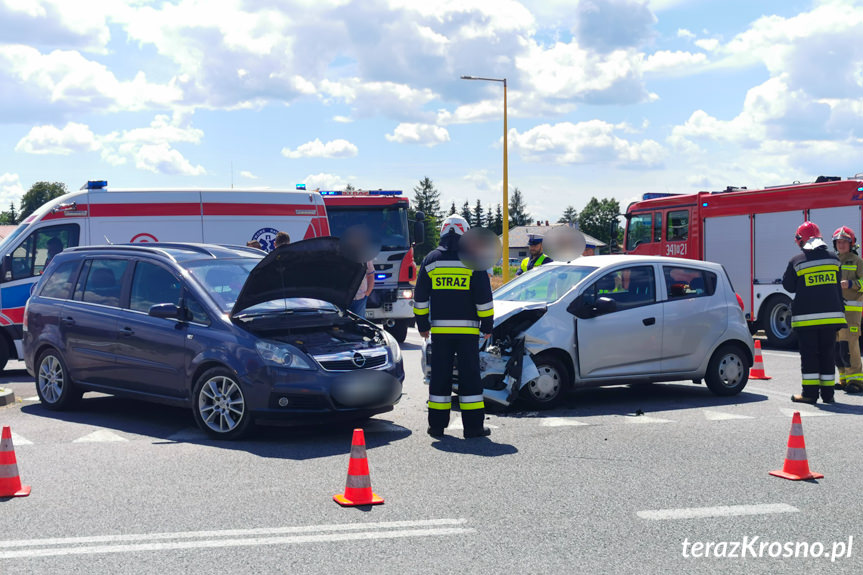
[832,226,856,246]
[795,221,821,247]
[440,215,470,236]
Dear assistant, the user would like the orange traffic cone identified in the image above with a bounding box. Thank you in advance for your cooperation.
[749,340,771,380]
[333,428,383,506]
[0,426,31,497]
[769,412,823,481]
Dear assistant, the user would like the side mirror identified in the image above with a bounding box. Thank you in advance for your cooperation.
[595,296,617,315]
[1,254,9,282]
[413,212,425,245]
[149,303,183,320]
[567,294,594,319]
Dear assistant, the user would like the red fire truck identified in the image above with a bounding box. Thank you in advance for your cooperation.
[624,176,863,347]
[318,189,423,343]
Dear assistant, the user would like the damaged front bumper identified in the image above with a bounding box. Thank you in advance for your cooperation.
[421,337,540,407]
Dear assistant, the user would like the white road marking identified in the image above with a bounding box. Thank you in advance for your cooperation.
[72,430,128,443]
[761,350,801,358]
[0,518,472,559]
[622,414,673,424]
[540,417,589,427]
[637,503,799,521]
[10,431,32,446]
[779,408,833,418]
[23,396,40,402]
[447,414,498,431]
[702,410,754,421]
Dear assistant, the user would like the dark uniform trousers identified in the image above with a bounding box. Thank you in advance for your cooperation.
[428,334,485,431]
[798,328,838,401]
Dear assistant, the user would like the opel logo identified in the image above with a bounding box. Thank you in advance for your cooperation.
[351,352,367,368]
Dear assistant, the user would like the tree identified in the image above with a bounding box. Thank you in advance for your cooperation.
[491,204,503,235]
[19,181,68,223]
[472,199,484,229]
[344,183,356,192]
[0,202,17,225]
[577,197,621,245]
[412,177,442,221]
[508,187,530,228]
[485,203,494,228]
[460,200,472,226]
[448,201,457,216]
[558,205,578,225]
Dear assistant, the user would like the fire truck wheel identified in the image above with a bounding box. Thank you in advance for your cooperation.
[385,319,409,343]
[705,343,749,396]
[762,294,797,349]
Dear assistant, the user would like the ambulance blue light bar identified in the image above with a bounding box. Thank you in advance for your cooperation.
[318,190,402,196]
[642,192,681,200]
[85,180,108,190]
[296,184,306,190]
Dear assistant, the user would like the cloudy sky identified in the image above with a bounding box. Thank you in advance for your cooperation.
[2,0,862,222]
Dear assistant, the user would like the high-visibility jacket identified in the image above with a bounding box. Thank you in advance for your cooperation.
[782,243,846,330]
[838,251,863,312]
[517,252,552,275]
[413,234,494,336]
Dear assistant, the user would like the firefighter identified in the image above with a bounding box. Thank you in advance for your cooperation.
[832,226,863,393]
[517,235,553,275]
[782,221,846,404]
[414,215,494,439]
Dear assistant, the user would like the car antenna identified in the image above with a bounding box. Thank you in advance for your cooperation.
[104,235,113,245]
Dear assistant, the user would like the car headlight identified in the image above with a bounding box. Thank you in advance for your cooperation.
[255,341,314,370]
[398,289,413,299]
[383,330,402,363]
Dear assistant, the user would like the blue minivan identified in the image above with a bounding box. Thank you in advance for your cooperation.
[22,239,404,439]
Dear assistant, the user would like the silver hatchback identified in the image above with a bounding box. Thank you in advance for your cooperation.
[426,255,754,409]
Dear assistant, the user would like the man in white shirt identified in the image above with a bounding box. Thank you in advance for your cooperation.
[349,261,375,317]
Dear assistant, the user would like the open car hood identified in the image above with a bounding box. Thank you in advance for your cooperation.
[231,237,365,316]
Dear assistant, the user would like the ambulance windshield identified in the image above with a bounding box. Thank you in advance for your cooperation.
[326,206,409,251]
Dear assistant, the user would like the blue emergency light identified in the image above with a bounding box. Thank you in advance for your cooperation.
[375,274,387,280]
[296,184,306,190]
[86,180,107,190]
[858,187,863,192]
[368,190,401,196]
[702,202,708,207]
[318,190,402,196]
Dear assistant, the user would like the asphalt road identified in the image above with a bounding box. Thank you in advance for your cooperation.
[1,333,863,574]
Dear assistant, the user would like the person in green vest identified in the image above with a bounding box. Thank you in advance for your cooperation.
[517,235,553,275]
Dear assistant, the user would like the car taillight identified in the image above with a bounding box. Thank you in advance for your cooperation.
[735,293,745,311]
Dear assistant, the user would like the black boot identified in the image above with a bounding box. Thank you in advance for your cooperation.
[464,426,491,438]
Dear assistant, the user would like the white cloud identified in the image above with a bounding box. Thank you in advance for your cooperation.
[332,115,353,123]
[281,138,358,159]
[575,0,657,53]
[643,50,708,74]
[135,143,205,176]
[694,38,720,52]
[0,0,113,52]
[240,170,258,179]
[302,173,348,190]
[0,173,25,209]
[677,28,695,39]
[318,79,438,121]
[510,120,665,167]
[15,122,99,155]
[385,123,450,147]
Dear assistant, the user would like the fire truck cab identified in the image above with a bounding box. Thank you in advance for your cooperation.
[319,189,423,343]
[624,177,863,347]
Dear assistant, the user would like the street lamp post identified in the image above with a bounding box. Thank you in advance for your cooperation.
[460,75,510,282]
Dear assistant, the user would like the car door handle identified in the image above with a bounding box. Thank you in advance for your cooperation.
[119,327,135,337]
[642,317,656,326]
[61,317,75,326]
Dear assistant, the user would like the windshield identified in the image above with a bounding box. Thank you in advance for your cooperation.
[183,258,260,312]
[327,206,409,251]
[494,265,597,303]
[626,213,653,251]
[0,224,28,256]
[237,298,339,316]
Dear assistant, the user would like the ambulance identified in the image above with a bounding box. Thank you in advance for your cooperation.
[623,175,863,348]
[319,189,423,343]
[0,180,329,370]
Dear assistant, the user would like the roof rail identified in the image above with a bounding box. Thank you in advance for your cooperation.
[65,243,221,262]
[217,244,267,255]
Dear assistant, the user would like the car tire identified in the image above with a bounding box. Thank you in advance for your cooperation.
[35,349,82,410]
[762,295,797,349]
[705,343,750,396]
[519,354,570,409]
[192,367,253,440]
[385,319,410,343]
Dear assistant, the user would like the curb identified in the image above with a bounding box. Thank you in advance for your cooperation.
[0,387,15,407]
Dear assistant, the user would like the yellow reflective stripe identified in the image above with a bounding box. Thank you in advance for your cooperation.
[842,265,857,270]
[796,264,840,276]
[428,401,451,410]
[430,327,480,335]
[791,318,847,327]
[845,304,863,311]
[413,307,429,316]
[521,259,529,272]
[476,308,494,317]
[820,380,835,387]
[802,379,821,386]
[460,401,485,410]
[851,326,860,333]
[847,373,863,379]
